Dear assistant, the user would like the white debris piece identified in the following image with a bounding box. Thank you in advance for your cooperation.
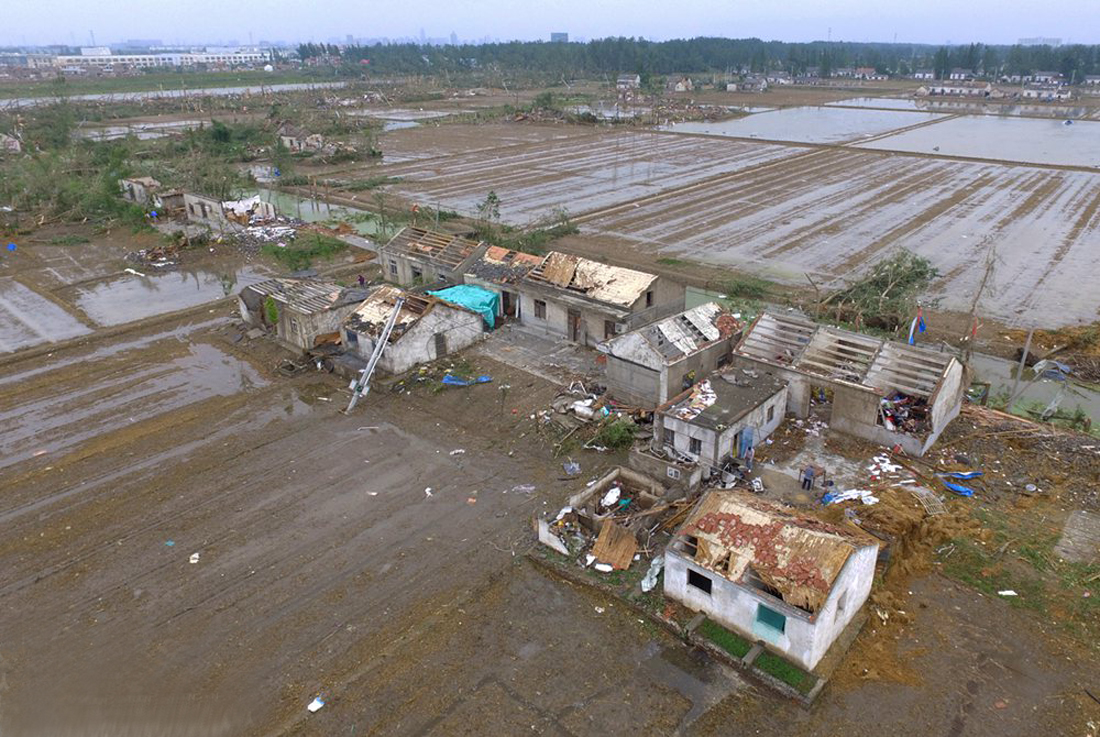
[641,556,665,593]
[600,487,621,508]
[449,449,466,456]
[826,489,880,505]
[554,506,573,522]
[307,696,325,712]
[594,563,614,573]
[585,554,596,567]
[998,590,1018,597]
[424,487,433,497]
[189,553,200,564]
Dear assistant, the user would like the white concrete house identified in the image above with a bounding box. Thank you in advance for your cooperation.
[518,251,683,347]
[653,370,788,472]
[342,285,486,375]
[665,490,879,670]
[599,302,742,409]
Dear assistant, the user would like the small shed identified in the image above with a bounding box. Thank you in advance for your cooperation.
[665,490,879,670]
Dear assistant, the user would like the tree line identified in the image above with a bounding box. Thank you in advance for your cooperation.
[297,37,1100,81]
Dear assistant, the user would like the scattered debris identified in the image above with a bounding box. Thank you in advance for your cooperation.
[307,696,325,713]
[189,553,200,564]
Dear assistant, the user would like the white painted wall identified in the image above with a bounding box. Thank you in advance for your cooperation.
[346,306,485,375]
[664,541,878,670]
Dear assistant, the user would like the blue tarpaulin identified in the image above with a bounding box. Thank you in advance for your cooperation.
[442,374,492,387]
[428,285,499,328]
[938,471,983,480]
[942,480,975,497]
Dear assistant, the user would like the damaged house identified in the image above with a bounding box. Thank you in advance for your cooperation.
[278,124,326,153]
[342,285,487,375]
[519,252,683,347]
[654,370,788,474]
[666,490,879,670]
[185,193,276,229]
[536,467,672,568]
[238,278,371,352]
[461,246,544,321]
[380,226,488,288]
[119,176,161,205]
[730,311,967,456]
[599,302,742,408]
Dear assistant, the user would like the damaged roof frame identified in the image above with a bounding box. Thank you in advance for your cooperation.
[734,311,959,401]
[524,251,658,311]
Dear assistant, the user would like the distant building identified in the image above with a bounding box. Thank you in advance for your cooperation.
[668,76,694,93]
[665,490,879,671]
[912,69,935,80]
[277,124,325,153]
[948,68,974,81]
[1031,71,1064,85]
[1082,75,1100,86]
[919,82,992,98]
[616,73,641,90]
[730,75,767,93]
[550,32,569,43]
[1021,85,1074,101]
[765,71,793,85]
[1018,37,1061,47]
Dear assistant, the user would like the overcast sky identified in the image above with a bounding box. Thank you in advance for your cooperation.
[3,0,1097,47]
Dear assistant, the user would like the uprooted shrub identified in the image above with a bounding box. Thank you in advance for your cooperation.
[820,249,939,332]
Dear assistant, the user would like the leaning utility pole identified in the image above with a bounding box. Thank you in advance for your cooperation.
[963,238,996,364]
[345,296,405,413]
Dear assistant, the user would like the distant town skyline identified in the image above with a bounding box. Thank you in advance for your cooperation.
[3,0,1097,48]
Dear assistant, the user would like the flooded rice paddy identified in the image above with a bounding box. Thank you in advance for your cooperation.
[662,106,947,144]
[859,115,1100,167]
[828,97,1100,119]
[66,266,269,327]
[0,277,91,352]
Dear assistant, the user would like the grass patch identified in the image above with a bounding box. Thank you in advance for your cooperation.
[698,619,752,659]
[344,175,401,192]
[722,275,772,301]
[656,257,689,266]
[261,232,347,271]
[939,537,1046,609]
[754,651,817,694]
[48,234,90,246]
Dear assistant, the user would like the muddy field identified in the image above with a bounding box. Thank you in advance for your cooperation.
[364,118,1100,327]
[578,146,1100,327]
[380,129,798,223]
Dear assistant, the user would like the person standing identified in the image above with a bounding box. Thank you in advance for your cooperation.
[801,465,816,490]
[744,446,755,472]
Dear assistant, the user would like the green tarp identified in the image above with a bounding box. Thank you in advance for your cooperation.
[428,285,499,329]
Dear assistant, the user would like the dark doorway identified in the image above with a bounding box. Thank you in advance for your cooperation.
[502,291,517,318]
[433,332,447,357]
[568,309,583,343]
